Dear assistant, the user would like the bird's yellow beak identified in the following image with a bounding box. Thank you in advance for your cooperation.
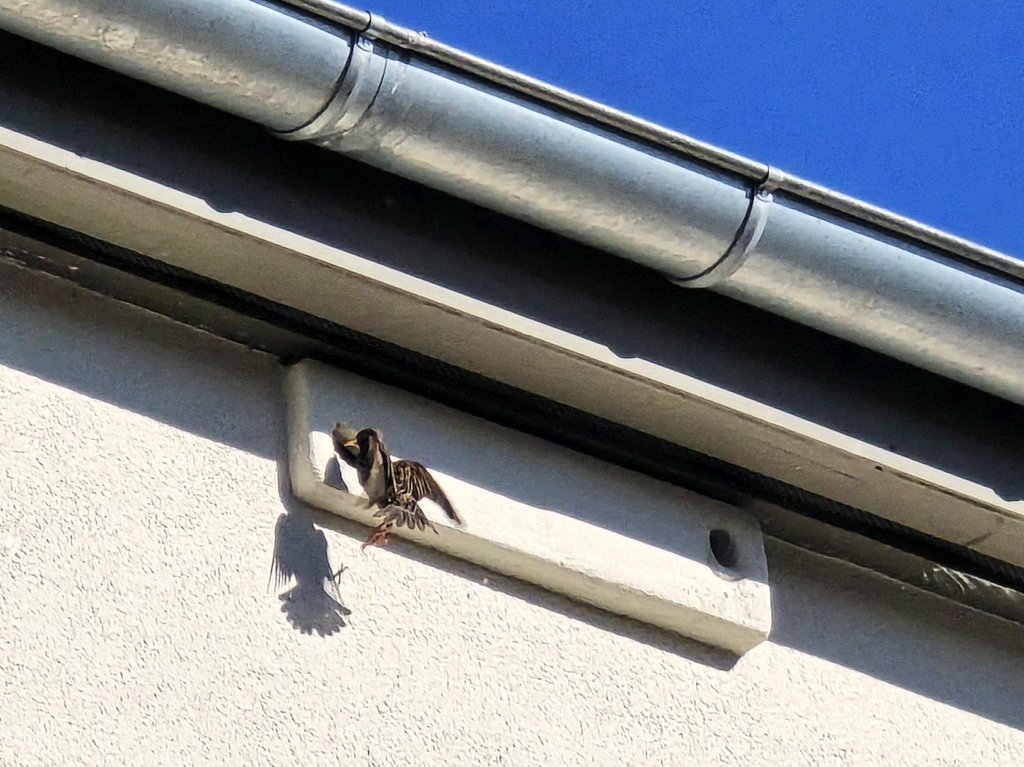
[343,439,358,449]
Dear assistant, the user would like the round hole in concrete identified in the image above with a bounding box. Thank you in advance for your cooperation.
[709,528,739,570]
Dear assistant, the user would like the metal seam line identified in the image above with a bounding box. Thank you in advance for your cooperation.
[277,35,387,141]
[674,187,771,289]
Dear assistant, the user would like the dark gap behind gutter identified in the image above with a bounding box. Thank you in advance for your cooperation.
[3,203,1024,597]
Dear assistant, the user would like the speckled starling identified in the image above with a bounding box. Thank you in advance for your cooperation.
[332,423,462,549]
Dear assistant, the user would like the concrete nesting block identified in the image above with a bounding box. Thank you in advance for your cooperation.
[285,360,771,654]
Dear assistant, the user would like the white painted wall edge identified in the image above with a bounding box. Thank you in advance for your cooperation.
[284,360,772,655]
[1,126,1020,568]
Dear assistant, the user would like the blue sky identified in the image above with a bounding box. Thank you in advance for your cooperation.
[367,0,1022,257]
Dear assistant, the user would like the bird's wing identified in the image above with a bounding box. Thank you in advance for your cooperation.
[373,502,436,532]
[268,513,296,592]
[357,435,396,506]
[395,460,463,525]
[377,439,396,498]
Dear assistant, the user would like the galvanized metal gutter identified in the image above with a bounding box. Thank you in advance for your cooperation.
[1,0,1022,404]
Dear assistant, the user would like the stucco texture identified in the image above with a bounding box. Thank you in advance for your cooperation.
[2,260,1024,766]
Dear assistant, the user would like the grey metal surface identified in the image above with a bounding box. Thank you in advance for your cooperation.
[0,0,352,131]
[285,43,751,275]
[282,0,1024,281]
[719,195,1024,403]
[1,0,1023,405]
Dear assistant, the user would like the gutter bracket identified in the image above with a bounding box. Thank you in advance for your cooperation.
[274,35,387,143]
[673,167,784,289]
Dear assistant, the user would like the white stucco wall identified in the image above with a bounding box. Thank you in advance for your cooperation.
[2,260,1024,766]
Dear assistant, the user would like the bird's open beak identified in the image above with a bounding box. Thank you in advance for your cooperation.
[343,439,358,450]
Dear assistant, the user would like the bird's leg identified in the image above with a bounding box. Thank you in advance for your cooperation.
[361,521,394,550]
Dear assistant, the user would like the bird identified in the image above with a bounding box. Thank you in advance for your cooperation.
[331,423,462,549]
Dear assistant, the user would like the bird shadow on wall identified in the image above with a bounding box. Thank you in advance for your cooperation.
[269,462,352,637]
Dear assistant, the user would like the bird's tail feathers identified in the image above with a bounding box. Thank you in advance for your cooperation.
[429,493,463,526]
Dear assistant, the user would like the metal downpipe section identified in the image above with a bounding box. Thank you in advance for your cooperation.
[0,0,1022,403]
